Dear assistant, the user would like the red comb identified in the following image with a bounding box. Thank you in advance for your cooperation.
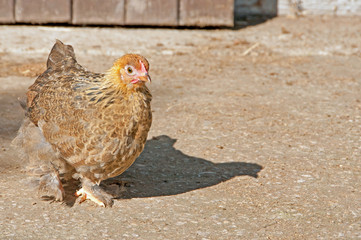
[139,60,147,73]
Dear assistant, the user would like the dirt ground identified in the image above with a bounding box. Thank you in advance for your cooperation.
[0,16,360,239]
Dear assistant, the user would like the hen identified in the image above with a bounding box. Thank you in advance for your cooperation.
[13,40,152,207]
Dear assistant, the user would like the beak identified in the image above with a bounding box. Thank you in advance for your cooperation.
[138,73,151,83]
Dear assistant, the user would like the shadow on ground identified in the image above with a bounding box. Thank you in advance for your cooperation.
[104,135,263,200]
[58,135,263,206]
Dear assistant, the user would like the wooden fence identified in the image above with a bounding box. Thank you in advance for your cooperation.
[0,0,360,27]
[0,0,234,26]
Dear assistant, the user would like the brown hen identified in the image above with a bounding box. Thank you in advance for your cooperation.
[13,40,152,207]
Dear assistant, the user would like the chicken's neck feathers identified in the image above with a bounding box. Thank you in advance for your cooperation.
[81,73,151,110]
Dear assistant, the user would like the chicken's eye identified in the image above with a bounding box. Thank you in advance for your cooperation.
[125,65,136,75]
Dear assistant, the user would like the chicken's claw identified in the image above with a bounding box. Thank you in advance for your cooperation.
[75,180,114,207]
[75,188,106,207]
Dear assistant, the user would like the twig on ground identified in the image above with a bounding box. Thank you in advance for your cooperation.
[242,42,260,56]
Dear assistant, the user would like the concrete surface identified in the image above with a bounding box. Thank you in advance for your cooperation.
[0,16,360,239]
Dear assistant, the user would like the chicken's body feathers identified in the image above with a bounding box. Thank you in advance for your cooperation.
[13,40,152,206]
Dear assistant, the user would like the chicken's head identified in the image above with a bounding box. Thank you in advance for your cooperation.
[108,54,151,90]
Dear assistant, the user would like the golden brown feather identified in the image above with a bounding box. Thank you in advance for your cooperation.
[13,40,152,207]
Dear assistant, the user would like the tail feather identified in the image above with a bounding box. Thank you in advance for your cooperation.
[26,40,84,111]
[46,39,78,70]
[17,97,27,110]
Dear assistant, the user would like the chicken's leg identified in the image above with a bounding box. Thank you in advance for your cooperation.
[75,178,113,207]
[38,170,65,201]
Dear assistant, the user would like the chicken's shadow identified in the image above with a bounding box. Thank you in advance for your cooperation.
[102,135,263,200]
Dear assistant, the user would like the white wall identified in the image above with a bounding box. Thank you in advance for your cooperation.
[279,0,361,15]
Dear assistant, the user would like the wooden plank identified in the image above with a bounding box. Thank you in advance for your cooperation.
[179,0,234,27]
[279,0,361,16]
[15,0,71,23]
[72,0,125,25]
[125,0,178,26]
[0,0,14,23]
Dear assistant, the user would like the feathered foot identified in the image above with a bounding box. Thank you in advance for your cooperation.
[75,179,114,207]
[38,171,65,201]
